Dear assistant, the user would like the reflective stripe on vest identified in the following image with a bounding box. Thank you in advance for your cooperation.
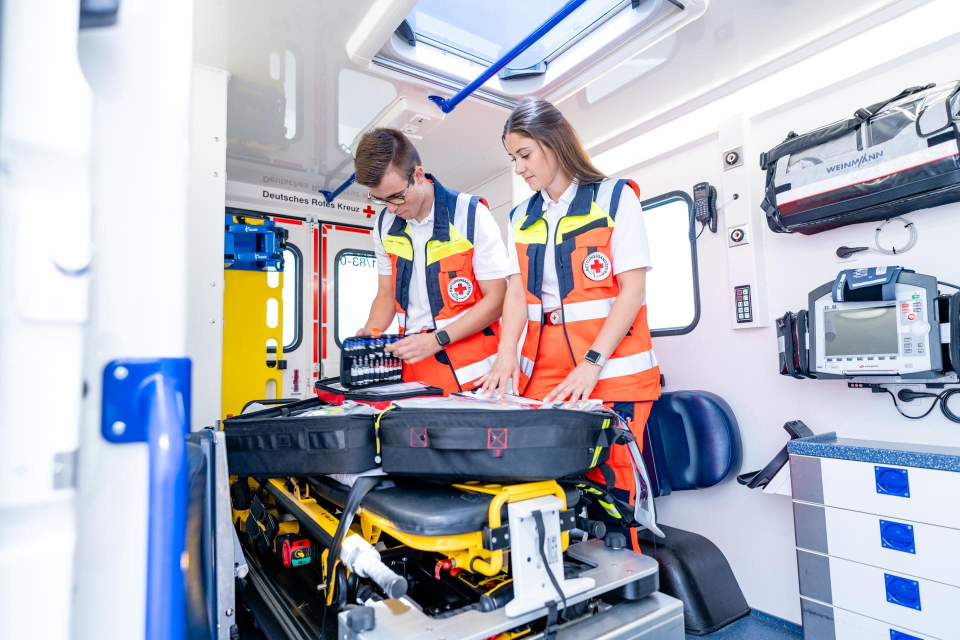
[510,178,660,401]
[380,174,499,391]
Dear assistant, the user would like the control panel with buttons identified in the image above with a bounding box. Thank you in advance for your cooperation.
[735,285,752,323]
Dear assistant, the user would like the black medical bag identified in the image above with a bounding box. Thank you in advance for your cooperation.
[223,397,378,476]
[376,399,628,481]
[760,82,960,234]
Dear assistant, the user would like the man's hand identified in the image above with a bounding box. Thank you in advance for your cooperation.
[356,327,373,337]
[543,361,602,405]
[385,333,442,364]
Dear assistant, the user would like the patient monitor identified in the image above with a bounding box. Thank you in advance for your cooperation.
[809,269,941,379]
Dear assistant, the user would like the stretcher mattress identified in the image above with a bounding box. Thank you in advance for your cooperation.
[306,477,580,537]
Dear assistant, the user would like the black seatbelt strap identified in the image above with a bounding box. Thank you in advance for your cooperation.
[532,509,566,640]
[737,421,813,489]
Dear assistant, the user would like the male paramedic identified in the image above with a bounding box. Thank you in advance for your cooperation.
[355,128,508,396]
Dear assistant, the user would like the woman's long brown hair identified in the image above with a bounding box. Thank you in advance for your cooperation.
[502,96,607,185]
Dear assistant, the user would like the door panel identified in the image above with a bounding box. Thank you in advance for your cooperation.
[271,216,313,398]
[317,222,398,380]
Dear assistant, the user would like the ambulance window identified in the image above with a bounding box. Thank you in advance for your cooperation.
[407,0,626,70]
[334,250,399,346]
[269,48,300,141]
[267,245,303,351]
[641,193,700,336]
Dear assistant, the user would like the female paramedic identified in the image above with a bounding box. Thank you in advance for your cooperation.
[479,97,661,545]
[355,127,509,396]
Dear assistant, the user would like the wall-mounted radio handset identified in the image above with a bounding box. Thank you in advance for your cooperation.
[693,182,718,234]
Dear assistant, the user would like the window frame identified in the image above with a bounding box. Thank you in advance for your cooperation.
[333,248,381,349]
[281,242,304,352]
[641,190,701,337]
[371,0,687,102]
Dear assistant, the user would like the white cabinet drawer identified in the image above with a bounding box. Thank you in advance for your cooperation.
[798,551,960,640]
[794,502,960,587]
[791,455,960,529]
[801,598,940,640]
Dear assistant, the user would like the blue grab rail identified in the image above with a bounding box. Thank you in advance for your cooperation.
[102,358,192,640]
[428,0,590,114]
[319,173,357,203]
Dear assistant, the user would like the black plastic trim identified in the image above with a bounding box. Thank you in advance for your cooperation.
[283,242,304,352]
[643,191,701,337]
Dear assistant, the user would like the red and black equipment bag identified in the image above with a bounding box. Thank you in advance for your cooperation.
[376,398,631,481]
[760,81,960,235]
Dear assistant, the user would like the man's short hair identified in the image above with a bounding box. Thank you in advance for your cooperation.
[354,128,421,188]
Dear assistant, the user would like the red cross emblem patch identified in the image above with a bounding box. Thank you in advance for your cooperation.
[448,276,474,302]
[582,251,611,281]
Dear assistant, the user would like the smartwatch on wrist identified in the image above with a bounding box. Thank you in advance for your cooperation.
[584,349,606,368]
[435,330,451,348]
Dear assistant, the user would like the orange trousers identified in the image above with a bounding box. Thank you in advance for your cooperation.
[402,353,460,396]
[525,324,651,491]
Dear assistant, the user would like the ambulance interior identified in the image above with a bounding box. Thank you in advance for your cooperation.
[4,0,960,639]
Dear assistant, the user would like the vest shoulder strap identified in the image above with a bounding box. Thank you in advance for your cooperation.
[606,179,640,222]
[376,208,388,239]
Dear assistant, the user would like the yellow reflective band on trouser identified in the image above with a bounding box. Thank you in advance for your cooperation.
[597,500,622,519]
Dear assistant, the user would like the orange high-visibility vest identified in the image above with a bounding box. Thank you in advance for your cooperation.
[510,179,660,401]
[379,174,499,392]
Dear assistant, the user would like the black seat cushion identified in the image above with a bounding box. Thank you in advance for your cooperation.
[642,391,742,497]
[307,477,579,537]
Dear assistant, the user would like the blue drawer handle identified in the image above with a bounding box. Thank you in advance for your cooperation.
[876,466,910,497]
[890,630,922,640]
[885,573,922,610]
[880,520,916,554]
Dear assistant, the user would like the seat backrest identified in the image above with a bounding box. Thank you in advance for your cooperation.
[641,391,742,497]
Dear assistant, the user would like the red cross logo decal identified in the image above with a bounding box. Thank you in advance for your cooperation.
[590,258,605,274]
[454,282,468,297]
[363,205,376,218]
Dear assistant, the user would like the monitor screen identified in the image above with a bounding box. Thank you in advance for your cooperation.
[824,306,899,357]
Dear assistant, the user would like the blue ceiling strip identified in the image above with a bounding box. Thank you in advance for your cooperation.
[428,0,590,114]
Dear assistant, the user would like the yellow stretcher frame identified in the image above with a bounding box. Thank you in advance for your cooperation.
[234,477,572,584]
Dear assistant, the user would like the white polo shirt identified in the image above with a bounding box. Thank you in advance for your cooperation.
[506,180,652,312]
[374,199,509,333]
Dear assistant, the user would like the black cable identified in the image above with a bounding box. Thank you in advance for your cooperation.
[940,388,960,423]
[938,280,960,291]
[885,387,960,423]
[695,221,707,240]
[884,388,940,420]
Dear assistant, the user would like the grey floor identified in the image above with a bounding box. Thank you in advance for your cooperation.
[686,611,803,640]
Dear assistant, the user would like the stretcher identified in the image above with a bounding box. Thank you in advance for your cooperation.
[232,474,680,640]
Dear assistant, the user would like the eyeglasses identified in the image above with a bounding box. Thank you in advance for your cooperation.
[367,170,416,206]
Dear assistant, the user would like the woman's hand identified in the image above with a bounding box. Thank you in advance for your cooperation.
[543,361,602,405]
[477,352,520,399]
